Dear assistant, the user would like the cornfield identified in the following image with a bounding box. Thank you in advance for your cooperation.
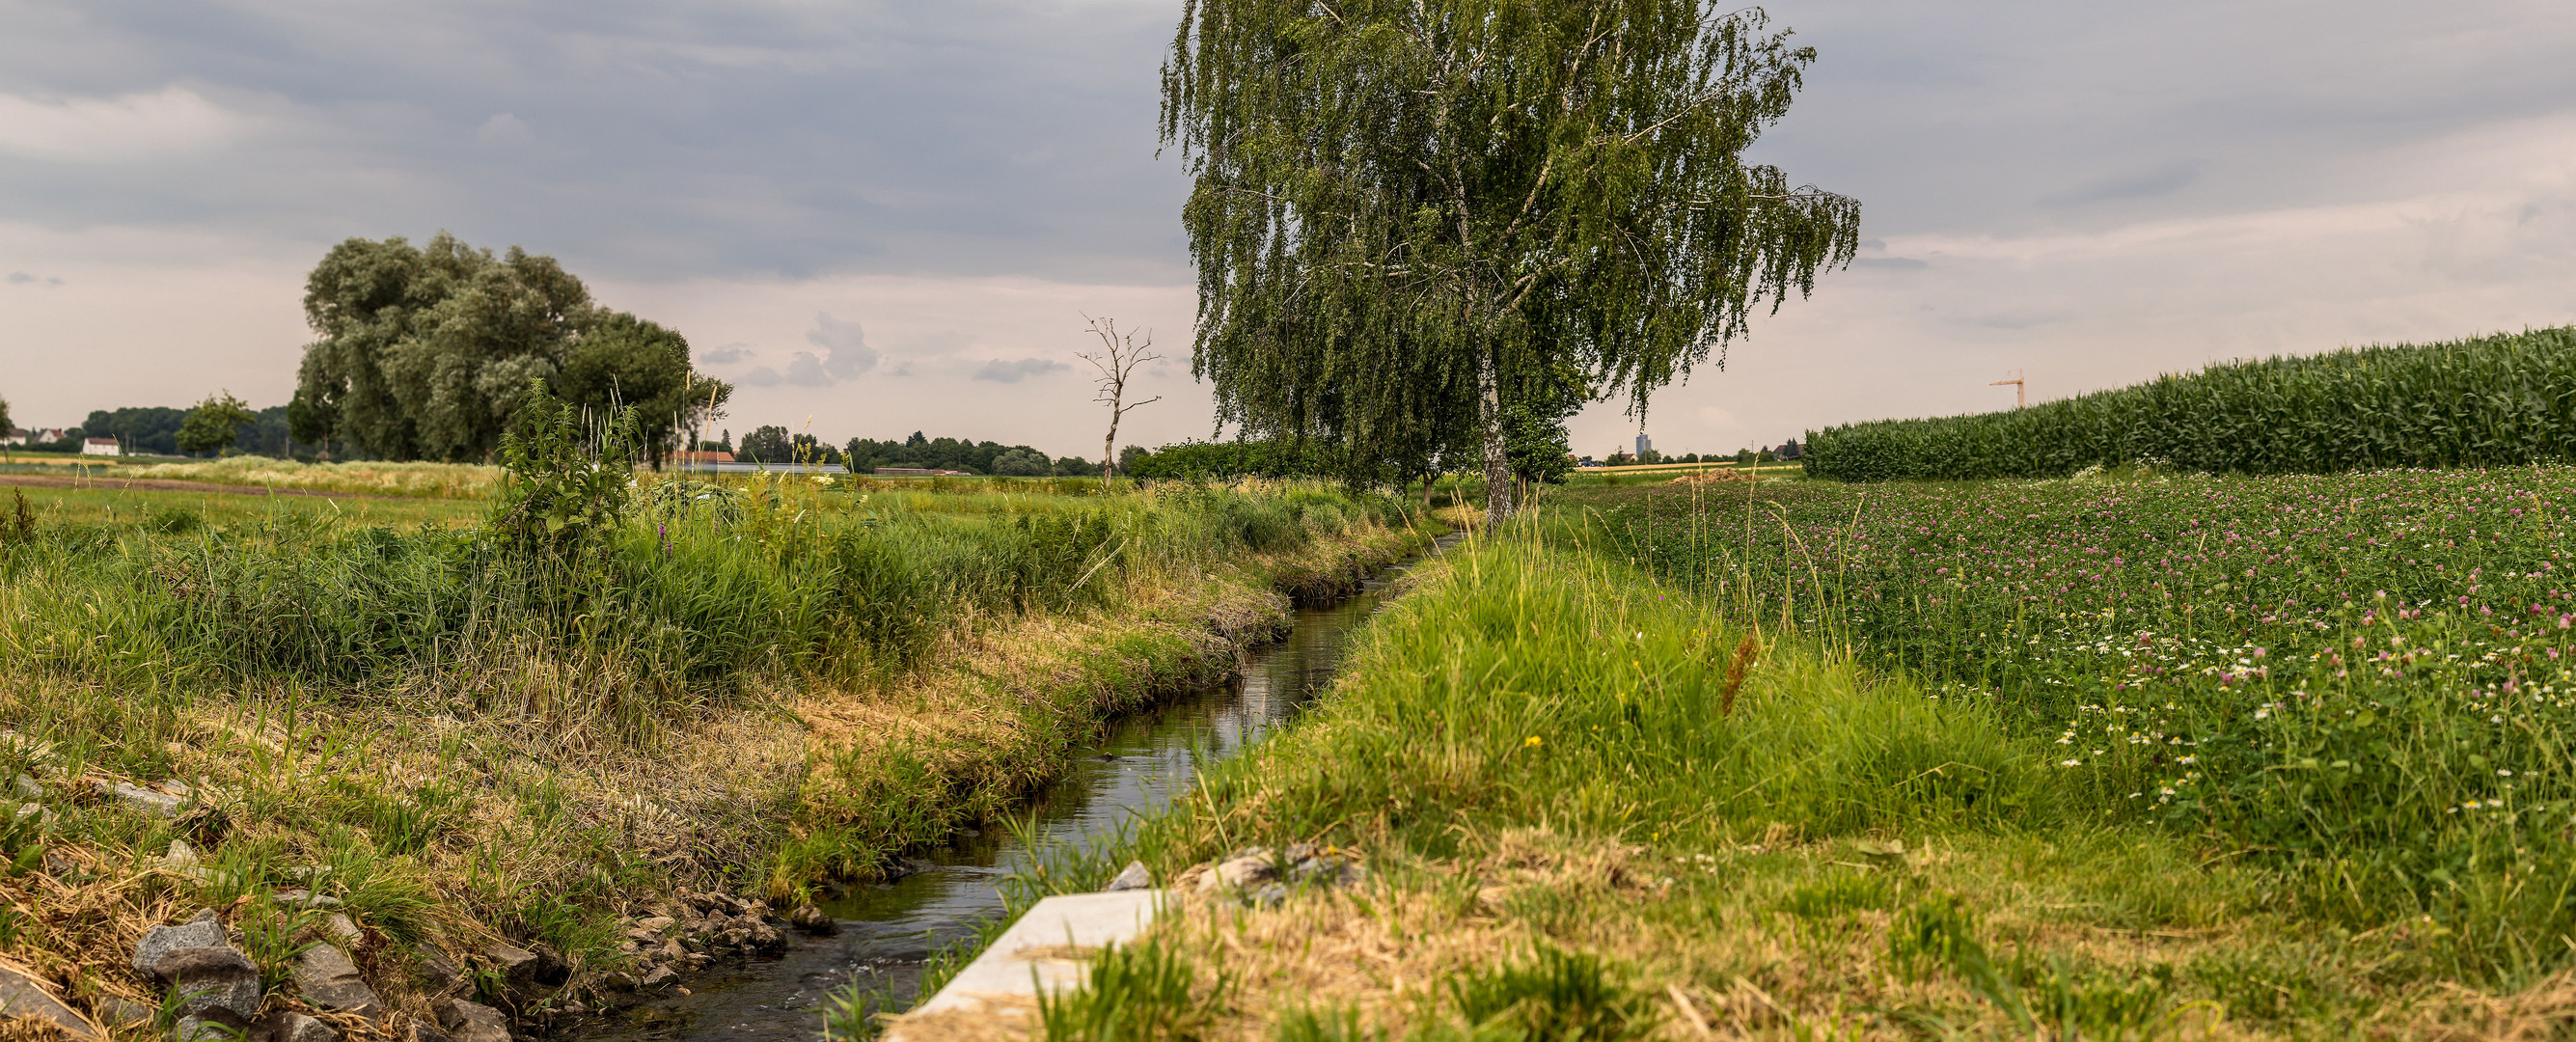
[1802,326,2576,481]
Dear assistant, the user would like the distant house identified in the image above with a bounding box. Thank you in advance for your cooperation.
[1,428,25,446]
[81,437,121,456]
[1777,439,1802,460]
[671,451,736,465]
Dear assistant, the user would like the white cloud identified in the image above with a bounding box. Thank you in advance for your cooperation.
[803,312,879,380]
[973,357,1069,383]
[0,87,250,162]
[1576,112,2576,457]
[475,112,533,145]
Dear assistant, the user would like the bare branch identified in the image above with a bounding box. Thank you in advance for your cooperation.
[1080,313,1164,486]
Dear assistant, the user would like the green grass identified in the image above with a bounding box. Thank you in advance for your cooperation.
[1581,466,2576,983]
[988,506,2576,1039]
[0,464,1439,1036]
[0,484,480,527]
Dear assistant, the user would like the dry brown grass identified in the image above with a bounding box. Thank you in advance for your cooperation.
[1142,827,2576,1041]
[1133,826,2576,1041]
[122,459,498,500]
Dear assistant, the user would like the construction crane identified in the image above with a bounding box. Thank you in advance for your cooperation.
[1990,370,2025,409]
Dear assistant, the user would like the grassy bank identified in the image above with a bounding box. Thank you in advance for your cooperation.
[1003,510,2576,1040]
[0,470,1434,1039]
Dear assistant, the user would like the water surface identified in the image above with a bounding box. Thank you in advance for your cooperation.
[584,541,1446,1041]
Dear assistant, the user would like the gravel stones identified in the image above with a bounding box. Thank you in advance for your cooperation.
[0,961,103,1041]
[1208,848,1278,890]
[291,945,383,1018]
[435,999,512,1042]
[155,946,262,1020]
[252,1010,342,1042]
[414,949,464,997]
[1179,843,1366,904]
[95,780,186,816]
[131,913,227,978]
[482,943,542,988]
[787,905,836,935]
[1103,861,1153,892]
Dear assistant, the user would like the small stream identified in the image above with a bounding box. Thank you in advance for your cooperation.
[583,538,1451,1042]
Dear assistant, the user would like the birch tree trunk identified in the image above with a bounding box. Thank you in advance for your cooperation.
[1100,417,1119,488]
[1478,347,1514,527]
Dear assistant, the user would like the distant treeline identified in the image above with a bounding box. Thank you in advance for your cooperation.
[721,426,1096,478]
[1118,439,1346,480]
[1803,326,2576,481]
[17,404,342,458]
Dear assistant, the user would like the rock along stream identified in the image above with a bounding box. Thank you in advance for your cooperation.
[582,537,1452,1042]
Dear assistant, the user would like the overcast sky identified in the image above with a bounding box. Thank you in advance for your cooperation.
[4,0,2572,460]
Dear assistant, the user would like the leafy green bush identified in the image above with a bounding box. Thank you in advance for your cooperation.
[1804,326,2576,480]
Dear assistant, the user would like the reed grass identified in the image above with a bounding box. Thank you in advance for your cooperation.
[0,461,1437,1035]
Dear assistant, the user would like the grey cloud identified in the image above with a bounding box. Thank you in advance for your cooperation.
[5,0,2567,288]
[805,312,878,379]
[699,343,752,364]
[973,357,1068,383]
[783,351,834,386]
[739,366,782,387]
[6,272,63,285]
[0,1,1197,283]
[2043,161,2204,207]
[475,113,533,146]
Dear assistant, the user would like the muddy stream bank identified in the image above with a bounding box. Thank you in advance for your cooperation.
[580,537,1453,1042]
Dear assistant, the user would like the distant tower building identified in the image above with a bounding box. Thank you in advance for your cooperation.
[1634,432,1653,458]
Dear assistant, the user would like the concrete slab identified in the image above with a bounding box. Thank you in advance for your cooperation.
[908,890,1162,1020]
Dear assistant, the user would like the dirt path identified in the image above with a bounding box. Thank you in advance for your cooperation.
[0,473,416,500]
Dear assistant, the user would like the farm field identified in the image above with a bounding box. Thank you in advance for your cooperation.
[0,465,1438,1040]
[989,469,2576,1042]
[0,484,482,528]
[118,458,503,499]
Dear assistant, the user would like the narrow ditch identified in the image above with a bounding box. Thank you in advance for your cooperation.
[582,535,1456,1042]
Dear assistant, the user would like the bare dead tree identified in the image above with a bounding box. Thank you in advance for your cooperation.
[1079,314,1163,487]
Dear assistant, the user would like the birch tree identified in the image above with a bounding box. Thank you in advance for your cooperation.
[1162,0,1861,525]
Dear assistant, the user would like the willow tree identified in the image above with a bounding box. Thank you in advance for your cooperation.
[291,233,728,463]
[1163,1,1861,523]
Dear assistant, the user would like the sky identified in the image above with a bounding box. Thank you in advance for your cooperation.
[2,0,2572,460]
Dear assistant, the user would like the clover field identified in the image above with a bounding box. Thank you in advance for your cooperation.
[1580,466,2576,980]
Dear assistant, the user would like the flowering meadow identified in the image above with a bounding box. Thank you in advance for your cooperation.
[1583,466,2576,974]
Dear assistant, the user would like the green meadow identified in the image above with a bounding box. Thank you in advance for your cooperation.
[0,458,1436,1039]
[1012,469,2576,1042]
